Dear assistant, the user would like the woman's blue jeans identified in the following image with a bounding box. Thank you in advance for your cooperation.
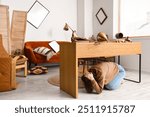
[105,65,126,90]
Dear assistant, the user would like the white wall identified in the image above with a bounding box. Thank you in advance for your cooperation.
[120,37,150,73]
[113,0,119,38]
[93,0,119,38]
[117,1,150,73]
[84,0,93,38]
[77,0,84,37]
[1,0,77,42]
[93,0,113,38]
[77,0,93,38]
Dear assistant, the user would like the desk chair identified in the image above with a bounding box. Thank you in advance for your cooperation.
[10,10,27,77]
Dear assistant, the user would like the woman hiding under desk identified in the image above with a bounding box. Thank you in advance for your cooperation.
[81,62,126,94]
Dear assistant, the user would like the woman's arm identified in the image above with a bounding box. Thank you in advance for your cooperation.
[91,77,104,94]
[91,80,104,93]
[85,72,104,94]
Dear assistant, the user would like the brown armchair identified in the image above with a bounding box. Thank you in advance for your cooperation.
[24,41,64,66]
[0,34,16,91]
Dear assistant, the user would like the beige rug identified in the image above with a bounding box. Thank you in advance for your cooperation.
[48,67,86,88]
[47,75,84,88]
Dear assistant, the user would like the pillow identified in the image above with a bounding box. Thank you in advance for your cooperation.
[28,66,48,75]
[33,47,55,60]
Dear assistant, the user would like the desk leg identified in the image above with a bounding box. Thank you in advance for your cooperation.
[118,56,120,65]
[139,54,141,83]
[124,54,141,83]
[60,44,78,98]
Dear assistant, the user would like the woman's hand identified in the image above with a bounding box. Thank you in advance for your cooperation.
[84,72,94,81]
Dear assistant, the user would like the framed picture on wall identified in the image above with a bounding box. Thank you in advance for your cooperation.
[27,1,50,29]
[96,8,107,25]
[119,0,150,37]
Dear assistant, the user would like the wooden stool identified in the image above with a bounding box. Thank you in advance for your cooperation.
[13,55,28,77]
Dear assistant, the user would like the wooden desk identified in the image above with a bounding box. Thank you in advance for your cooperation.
[60,42,142,98]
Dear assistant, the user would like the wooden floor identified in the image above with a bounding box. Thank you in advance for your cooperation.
[0,65,150,100]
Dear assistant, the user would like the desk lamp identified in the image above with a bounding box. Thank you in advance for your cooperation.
[63,23,78,42]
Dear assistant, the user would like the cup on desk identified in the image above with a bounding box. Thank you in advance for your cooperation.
[115,33,123,39]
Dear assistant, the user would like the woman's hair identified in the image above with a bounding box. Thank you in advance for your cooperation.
[89,67,102,83]
[81,75,93,93]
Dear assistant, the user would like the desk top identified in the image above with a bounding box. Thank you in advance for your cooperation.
[60,42,141,58]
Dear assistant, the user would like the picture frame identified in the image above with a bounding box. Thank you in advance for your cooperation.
[96,8,107,25]
[27,1,50,29]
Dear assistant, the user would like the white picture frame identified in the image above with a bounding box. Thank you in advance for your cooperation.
[27,1,50,29]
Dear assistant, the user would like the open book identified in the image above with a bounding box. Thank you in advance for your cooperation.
[49,41,60,53]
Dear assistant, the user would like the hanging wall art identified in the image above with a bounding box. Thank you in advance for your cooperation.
[27,0,50,29]
[96,8,107,25]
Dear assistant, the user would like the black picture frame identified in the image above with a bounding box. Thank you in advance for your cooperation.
[96,8,107,25]
[27,1,50,29]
